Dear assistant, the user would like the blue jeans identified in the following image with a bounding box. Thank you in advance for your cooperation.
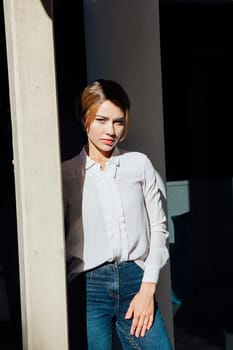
[86,261,172,350]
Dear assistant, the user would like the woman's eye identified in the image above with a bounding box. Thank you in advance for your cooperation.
[115,120,124,125]
[95,118,105,123]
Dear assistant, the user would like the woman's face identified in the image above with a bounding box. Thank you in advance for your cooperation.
[86,100,125,159]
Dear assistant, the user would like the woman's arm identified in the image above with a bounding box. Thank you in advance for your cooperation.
[125,156,169,337]
[142,156,169,283]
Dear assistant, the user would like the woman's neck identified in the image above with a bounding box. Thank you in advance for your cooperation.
[85,144,113,168]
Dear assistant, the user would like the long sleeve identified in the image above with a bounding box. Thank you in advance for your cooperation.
[142,156,169,283]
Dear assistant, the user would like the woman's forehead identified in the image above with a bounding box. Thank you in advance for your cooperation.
[96,100,124,118]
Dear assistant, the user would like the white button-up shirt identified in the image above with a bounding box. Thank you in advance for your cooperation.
[62,147,169,283]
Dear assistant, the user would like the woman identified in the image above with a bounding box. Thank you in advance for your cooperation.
[62,79,172,350]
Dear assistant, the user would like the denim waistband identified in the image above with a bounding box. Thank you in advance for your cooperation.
[103,260,134,265]
[90,260,135,271]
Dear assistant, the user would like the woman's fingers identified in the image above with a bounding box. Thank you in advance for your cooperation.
[126,288,155,337]
[147,314,154,330]
[136,316,149,337]
[131,314,153,337]
[125,304,134,320]
[130,314,139,335]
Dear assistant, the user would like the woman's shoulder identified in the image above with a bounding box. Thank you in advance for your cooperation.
[118,149,158,174]
[118,149,149,168]
[119,149,147,161]
[62,153,82,179]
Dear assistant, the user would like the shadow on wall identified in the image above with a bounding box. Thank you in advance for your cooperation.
[40,0,52,18]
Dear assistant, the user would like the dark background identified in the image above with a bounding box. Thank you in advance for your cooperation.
[160,1,233,181]
[159,2,233,349]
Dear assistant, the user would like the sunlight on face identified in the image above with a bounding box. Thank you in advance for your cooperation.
[86,100,125,161]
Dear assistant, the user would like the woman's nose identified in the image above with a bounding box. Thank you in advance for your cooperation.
[106,122,115,135]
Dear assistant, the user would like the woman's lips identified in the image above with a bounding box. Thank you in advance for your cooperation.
[101,138,115,145]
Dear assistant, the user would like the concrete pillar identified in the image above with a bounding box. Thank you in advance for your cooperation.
[3,0,68,349]
[83,0,174,346]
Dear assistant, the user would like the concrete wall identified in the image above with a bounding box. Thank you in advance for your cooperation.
[3,0,68,348]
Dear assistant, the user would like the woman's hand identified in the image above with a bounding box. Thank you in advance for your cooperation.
[125,282,156,338]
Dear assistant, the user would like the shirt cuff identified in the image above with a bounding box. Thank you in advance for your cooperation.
[142,264,160,283]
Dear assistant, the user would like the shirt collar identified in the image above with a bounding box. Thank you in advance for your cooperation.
[80,146,120,170]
